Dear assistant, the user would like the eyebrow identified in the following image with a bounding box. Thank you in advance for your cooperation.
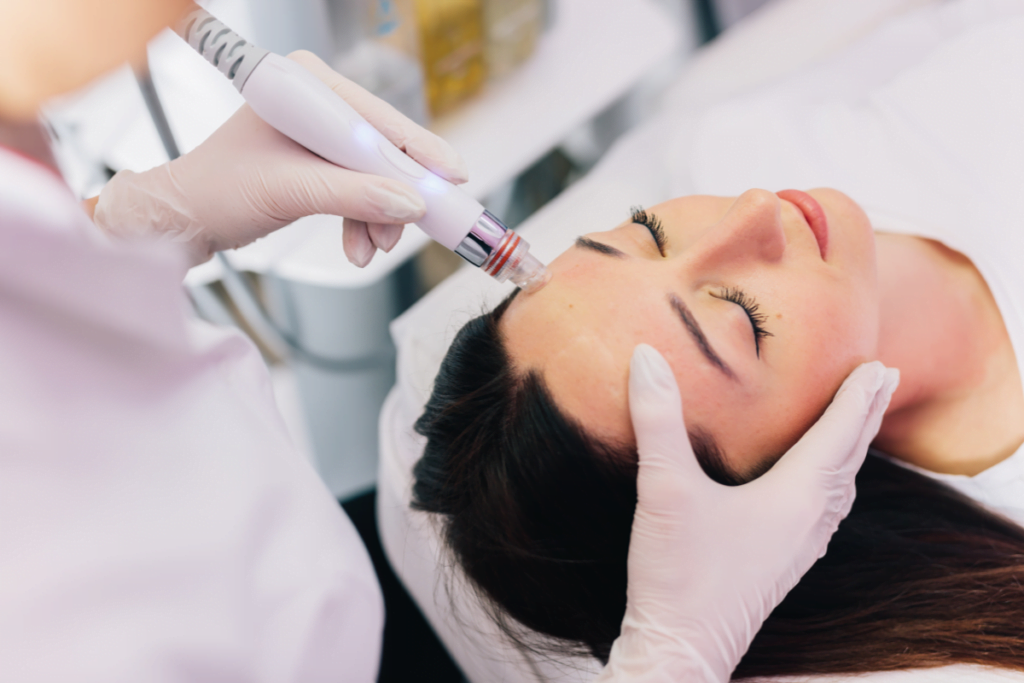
[668,294,736,380]
[575,236,626,257]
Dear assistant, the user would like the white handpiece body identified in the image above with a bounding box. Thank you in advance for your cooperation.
[242,53,481,251]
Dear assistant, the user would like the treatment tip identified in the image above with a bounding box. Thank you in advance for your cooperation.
[510,252,551,293]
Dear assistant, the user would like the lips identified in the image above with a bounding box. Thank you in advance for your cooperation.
[776,189,828,260]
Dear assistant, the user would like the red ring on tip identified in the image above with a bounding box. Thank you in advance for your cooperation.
[485,232,520,276]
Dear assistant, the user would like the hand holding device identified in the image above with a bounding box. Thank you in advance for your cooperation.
[98,1,552,288]
[596,347,899,683]
[93,50,467,268]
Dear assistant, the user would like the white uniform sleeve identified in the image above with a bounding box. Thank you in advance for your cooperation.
[0,149,384,683]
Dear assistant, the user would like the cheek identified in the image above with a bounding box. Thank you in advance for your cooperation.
[800,296,877,370]
[771,284,880,441]
[718,278,880,467]
[765,251,881,376]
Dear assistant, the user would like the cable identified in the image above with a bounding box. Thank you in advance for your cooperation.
[134,63,181,161]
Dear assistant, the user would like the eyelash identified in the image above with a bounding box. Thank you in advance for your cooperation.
[714,287,773,356]
[630,206,667,256]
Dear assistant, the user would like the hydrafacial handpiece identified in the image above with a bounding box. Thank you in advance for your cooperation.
[173,4,550,292]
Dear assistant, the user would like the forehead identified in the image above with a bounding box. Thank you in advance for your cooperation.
[501,249,645,442]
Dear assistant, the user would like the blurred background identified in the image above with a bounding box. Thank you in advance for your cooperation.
[43,0,771,501]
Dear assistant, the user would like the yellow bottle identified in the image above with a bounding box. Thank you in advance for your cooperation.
[481,0,542,80]
[413,0,487,116]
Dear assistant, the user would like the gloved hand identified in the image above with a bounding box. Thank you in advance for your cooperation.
[93,50,467,267]
[596,345,899,683]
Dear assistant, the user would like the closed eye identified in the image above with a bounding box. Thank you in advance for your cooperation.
[712,287,773,357]
[631,206,666,256]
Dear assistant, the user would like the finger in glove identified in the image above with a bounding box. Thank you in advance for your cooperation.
[343,217,375,267]
[628,344,708,489]
[769,361,897,480]
[368,222,404,253]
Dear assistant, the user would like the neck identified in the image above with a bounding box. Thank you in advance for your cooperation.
[873,233,1024,475]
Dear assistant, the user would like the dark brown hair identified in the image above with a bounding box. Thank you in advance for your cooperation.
[412,293,1024,678]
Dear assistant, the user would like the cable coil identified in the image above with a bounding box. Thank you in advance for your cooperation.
[176,5,269,92]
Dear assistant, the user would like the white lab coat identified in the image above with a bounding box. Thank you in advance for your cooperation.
[0,146,384,682]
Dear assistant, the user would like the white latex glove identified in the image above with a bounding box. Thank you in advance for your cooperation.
[596,345,899,683]
[93,50,467,267]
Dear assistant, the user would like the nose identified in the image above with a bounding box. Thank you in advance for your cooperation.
[686,189,786,269]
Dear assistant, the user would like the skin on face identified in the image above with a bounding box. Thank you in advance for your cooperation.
[0,0,193,120]
[503,188,881,478]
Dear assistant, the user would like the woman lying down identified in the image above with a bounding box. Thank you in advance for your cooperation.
[413,188,1024,679]
[410,2,1024,680]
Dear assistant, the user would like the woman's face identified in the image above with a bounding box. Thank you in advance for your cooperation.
[502,188,880,478]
